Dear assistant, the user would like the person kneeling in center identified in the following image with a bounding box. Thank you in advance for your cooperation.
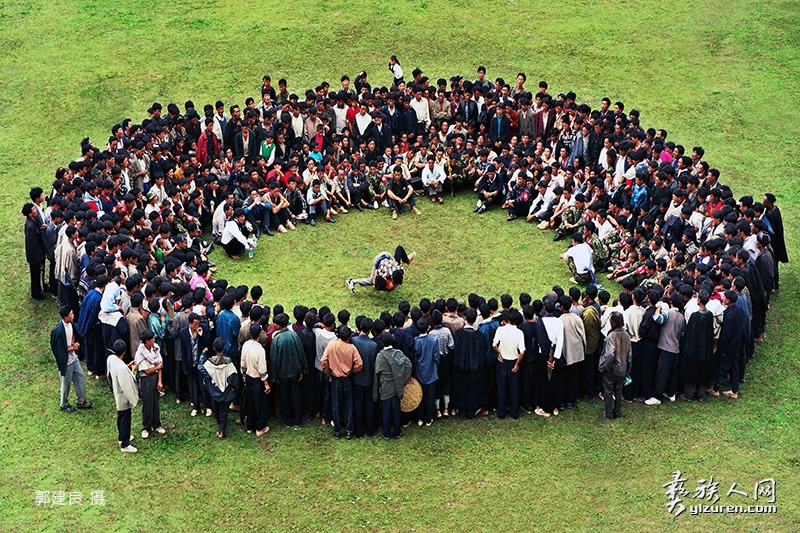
[560,232,594,286]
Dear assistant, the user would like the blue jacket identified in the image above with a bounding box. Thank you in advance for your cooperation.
[414,334,440,385]
[76,289,102,336]
[216,310,241,360]
[197,354,239,403]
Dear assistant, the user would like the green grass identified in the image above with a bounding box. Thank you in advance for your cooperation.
[1,0,800,531]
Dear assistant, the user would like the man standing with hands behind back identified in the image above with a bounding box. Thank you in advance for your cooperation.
[492,309,525,420]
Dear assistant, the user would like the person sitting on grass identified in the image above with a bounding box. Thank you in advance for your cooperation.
[473,164,502,214]
[221,208,251,259]
[421,154,446,204]
[387,165,420,220]
[306,178,336,226]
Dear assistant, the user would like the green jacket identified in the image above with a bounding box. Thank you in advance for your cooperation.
[373,347,412,402]
[269,328,308,380]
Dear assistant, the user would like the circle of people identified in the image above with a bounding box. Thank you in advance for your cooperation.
[23,59,788,452]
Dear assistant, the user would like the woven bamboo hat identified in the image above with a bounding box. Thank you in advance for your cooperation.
[400,378,422,412]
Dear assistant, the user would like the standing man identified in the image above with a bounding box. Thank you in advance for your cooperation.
[269,313,308,429]
[107,339,138,452]
[492,309,525,420]
[373,332,412,440]
[762,193,787,291]
[50,306,92,413]
[180,313,212,417]
[198,337,240,439]
[133,329,166,439]
[241,323,271,436]
[321,326,363,439]
[712,290,747,399]
[23,203,46,300]
[351,318,378,438]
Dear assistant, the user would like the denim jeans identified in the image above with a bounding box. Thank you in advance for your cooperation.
[60,358,86,408]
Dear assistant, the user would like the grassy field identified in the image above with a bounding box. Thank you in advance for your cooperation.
[1,0,799,531]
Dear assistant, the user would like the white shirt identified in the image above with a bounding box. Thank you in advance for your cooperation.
[409,97,431,126]
[563,242,593,275]
[221,219,247,246]
[421,165,446,185]
[598,219,615,241]
[63,321,77,365]
[493,324,525,360]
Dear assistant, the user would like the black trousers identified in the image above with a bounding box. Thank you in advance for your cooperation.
[279,375,303,427]
[381,396,401,438]
[244,377,268,431]
[624,341,641,400]
[484,360,497,410]
[602,373,624,418]
[188,365,211,411]
[223,239,245,257]
[352,383,375,437]
[654,349,679,398]
[212,398,230,434]
[563,362,580,405]
[117,408,132,448]
[495,359,520,419]
[581,349,600,398]
[419,381,437,424]
[639,339,659,400]
[140,373,161,431]
[316,368,331,421]
[330,376,354,433]
[29,260,45,298]
[520,359,536,410]
[716,352,740,394]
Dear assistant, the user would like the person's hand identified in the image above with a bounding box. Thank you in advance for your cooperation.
[512,363,519,373]
[158,382,164,392]
[264,383,271,394]
[298,374,303,382]
[497,354,503,363]
[547,360,555,370]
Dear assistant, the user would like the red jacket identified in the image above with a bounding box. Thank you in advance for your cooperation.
[197,130,220,165]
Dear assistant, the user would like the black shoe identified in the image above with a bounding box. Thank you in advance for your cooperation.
[553,233,564,242]
[327,217,336,223]
[309,218,316,226]
[263,227,274,236]
[477,205,486,214]
[32,294,47,301]
[473,205,481,213]
[76,401,93,409]
[61,405,76,413]
[346,431,353,440]
[357,204,364,212]
[333,432,341,440]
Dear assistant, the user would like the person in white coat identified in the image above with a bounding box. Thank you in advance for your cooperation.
[107,340,139,452]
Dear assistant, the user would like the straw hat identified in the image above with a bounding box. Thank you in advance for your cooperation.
[400,378,422,412]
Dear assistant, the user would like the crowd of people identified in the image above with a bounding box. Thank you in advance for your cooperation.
[23,60,788,452]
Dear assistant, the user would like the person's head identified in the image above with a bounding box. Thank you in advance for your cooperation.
[249,322,262,340]
[140,328,156,348]
[337,325,353,341]
[59,305,74,323]
[609,311,624,330]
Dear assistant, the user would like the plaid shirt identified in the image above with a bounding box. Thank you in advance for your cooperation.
[429,326,454,355]
[376,255,401,279]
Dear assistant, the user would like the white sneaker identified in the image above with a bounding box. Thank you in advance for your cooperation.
[191,409,198,417]
[644,397,661,406]
[205,408,213,417]
[154,427,166,435]
[346,279,355,293]
[118,435,134,445]
[121,445,138,453]
[373,201,379,210]
[534,408,550,418]
[141,429,150,439]
[664,394,676,403]
[382,200,389,208]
